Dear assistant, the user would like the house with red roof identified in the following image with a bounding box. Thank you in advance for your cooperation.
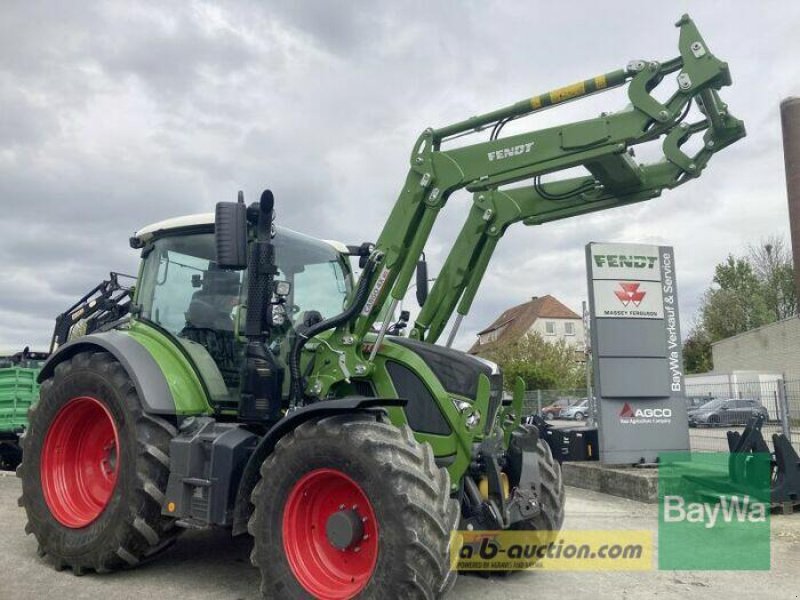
[468,295,586,359]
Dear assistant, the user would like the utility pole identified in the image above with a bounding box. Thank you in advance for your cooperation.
[582,300,595,426]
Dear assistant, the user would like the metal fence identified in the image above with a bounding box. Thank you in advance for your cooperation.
[523,389,588,418]
[525,379,800,453]
[684,379,799,452]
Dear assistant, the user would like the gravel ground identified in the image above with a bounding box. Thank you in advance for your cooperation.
[1,471,798,600]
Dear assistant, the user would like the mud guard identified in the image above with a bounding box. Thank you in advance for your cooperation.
[37,331,177,415]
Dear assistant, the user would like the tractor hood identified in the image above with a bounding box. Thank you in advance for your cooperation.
[388,337,501,399]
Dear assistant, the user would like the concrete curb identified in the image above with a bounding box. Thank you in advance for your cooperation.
[562,461,659,503]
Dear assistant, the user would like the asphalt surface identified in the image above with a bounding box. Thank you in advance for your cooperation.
[1,471,799,600]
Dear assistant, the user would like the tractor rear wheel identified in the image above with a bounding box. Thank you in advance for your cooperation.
[249,413,459,599]
[18,351,179,574]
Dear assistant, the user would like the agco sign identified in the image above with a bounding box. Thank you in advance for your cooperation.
[619,402,673,424]
[587,242,688,462]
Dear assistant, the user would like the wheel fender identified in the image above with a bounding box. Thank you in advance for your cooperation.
[231,397,406,536]
[38,331,177,415]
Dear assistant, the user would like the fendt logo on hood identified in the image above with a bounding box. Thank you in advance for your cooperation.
[614,282,646,307]
[619,402,672,422]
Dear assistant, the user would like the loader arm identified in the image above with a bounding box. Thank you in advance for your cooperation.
[303,14,744,401]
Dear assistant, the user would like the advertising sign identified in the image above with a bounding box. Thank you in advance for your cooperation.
[586,243,689,464]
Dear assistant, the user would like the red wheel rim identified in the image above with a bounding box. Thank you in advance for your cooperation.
[282,468,379,599]
[40,397,120,528]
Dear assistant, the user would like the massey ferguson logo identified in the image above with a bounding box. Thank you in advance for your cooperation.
[615,282,646,307]
[619,402,672,422]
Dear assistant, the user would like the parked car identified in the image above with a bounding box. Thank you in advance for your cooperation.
[561,399,590,421]
[688,398,768,427]
[541,398,571,420]
[686,395,714,411]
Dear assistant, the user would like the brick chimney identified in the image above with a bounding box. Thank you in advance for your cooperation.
[780,97,800,309]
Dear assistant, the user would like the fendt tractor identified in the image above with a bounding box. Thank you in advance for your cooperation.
[19,15,743,599]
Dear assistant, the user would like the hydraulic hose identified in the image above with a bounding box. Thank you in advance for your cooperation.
[288,255,379,406]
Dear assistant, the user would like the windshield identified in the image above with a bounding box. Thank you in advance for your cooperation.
[136,229,351,336]
[698,399,724,411]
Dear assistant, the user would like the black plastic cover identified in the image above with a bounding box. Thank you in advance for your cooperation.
[386,360,451,436]
[389,337,494,398]
[215,201,248,269]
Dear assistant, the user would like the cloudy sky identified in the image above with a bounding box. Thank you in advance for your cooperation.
[1,0,799,353]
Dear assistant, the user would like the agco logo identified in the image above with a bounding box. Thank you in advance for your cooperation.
[614,282,646,307]
[619,402,672,419]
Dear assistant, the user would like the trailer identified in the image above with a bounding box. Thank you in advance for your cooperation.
[0,348,48,470]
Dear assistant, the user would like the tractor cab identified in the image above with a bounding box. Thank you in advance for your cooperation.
[132,213,353,412]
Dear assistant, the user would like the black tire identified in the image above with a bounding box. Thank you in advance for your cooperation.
[249,413,459,599]
[17,350,179,575]
[0,441,22,471]
[511,435,565,539]
[573,412,584,421]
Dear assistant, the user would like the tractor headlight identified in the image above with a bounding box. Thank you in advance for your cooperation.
[452,398,481,430]
[465,410,482,430]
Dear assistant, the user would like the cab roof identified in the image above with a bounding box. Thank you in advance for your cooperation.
[133,212,349,254]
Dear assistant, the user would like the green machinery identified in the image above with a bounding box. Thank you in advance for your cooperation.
[19,15,743,599]
[0,349,47,470]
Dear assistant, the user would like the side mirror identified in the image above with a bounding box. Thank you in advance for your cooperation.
[416,258,429,306]
[215,195,248,270]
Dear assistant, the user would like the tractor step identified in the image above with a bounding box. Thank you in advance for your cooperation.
[175,518,211,530]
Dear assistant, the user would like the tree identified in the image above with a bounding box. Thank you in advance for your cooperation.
[482,332,585,391]
[686,235,796,374]
[700,255,771,341]
[682,326,713,374]
[748,236,797,320]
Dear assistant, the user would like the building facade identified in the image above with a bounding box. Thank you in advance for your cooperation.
[469,295,586,358]
[712,316,800,380]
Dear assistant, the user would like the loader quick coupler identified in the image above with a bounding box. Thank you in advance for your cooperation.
[727,414,800,511]
[464,429,542,530]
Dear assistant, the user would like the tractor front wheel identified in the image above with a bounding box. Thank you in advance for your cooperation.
[18,351,179,574]
[249,413,459,599]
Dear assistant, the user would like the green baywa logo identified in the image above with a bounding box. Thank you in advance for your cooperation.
[663,495,767,529]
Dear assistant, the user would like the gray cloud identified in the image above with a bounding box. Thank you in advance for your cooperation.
[1,1,799,355]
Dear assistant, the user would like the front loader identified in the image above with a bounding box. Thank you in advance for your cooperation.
[19,15,743,599]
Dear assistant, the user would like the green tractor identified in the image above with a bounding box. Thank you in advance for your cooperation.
[19,15,743,599]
